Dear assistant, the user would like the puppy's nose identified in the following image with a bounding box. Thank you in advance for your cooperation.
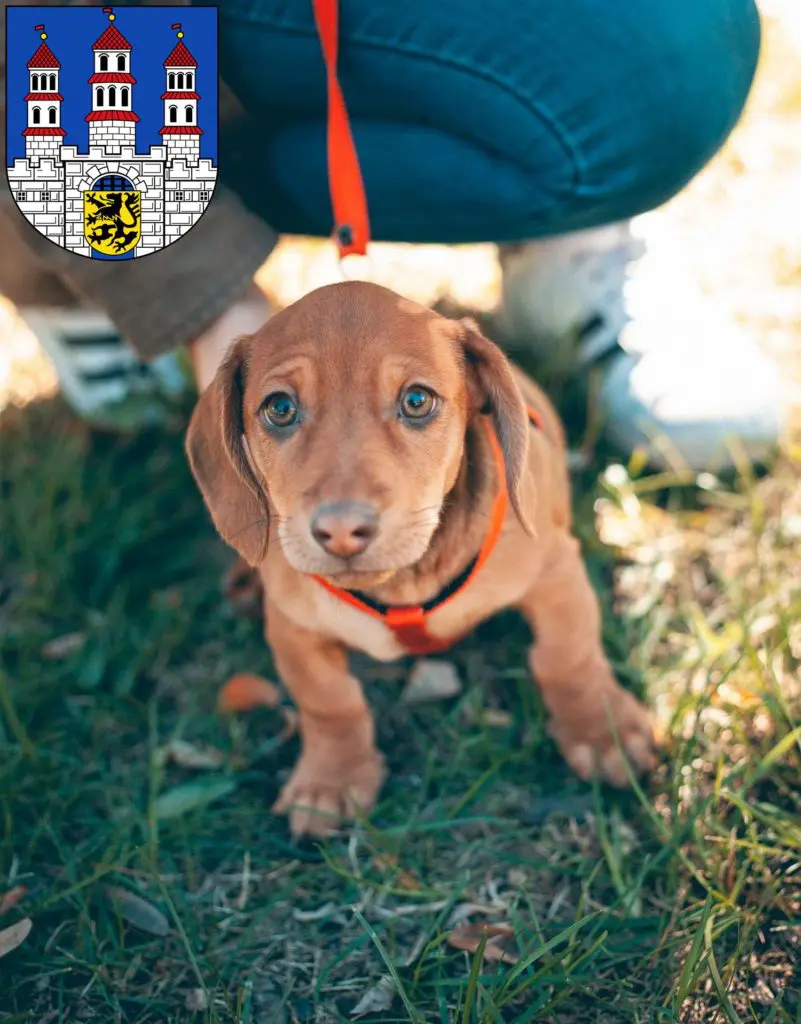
[310,501,378,558]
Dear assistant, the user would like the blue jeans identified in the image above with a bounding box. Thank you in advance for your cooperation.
[216,0,760,243]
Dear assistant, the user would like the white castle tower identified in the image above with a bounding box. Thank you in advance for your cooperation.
[85,8,139,154]
[159,25,202,164]
[23,27,66,164]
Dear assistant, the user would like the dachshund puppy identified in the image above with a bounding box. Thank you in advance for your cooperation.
[187,282,656,836]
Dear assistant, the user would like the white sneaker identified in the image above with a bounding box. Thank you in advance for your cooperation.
[17,308,188,428]
[499,221,784,472]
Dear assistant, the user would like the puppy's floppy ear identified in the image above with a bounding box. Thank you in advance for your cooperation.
[185,339,269,567]
[458,318,532,532]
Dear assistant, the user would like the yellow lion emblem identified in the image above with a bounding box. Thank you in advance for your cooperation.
[83,189,141,256]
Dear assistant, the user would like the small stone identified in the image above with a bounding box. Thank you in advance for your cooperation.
[401,659,462,704]
[185,988,208,1011]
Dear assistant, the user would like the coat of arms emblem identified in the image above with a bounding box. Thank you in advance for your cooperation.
[5,5,218,260]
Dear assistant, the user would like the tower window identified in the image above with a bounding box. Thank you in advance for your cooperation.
[169,105,177,123]
[48,107,56,124]
[168,73,175,89]
[185,105,193,123]
[199,190,209,202]
[108,86,117,106]
[32,107,41,124]
[177,73,184,88]
[173,190,185,202]
[49,74,56,90]
[99,54,109,71]
[41,191,51,201]
[117,54,126,71]
[186,73,193,89]
[17,191,27,202]
[31,74,39,90]
[96,87,104,106]
[121,87,129,106]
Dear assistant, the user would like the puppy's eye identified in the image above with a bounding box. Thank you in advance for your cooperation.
[260,391,299,428]
[400,385,437,421]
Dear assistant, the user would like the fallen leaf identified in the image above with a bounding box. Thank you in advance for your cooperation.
[0,886,28,916]
[104,885,169,936]
[218,673,281,713]
[41,631,85,660]
[401,659,462,705]
[154,777,238,820]
[372,853,422,892]
[0,917,32,959]
[185,988,208,1011]
[447,922,518,965]
[164,739,224,770]
[351,975,396,1017]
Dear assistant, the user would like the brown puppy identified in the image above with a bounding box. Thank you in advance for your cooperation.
[187,281,657,836]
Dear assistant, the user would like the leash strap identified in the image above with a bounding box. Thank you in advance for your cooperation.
[312,0,371,258]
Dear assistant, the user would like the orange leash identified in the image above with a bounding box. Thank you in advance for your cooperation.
[312,0,371,258]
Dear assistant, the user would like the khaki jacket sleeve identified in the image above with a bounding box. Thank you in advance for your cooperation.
[1,0,276,360]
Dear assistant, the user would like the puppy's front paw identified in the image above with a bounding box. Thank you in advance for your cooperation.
[273,751,386,837]
[549,686,658,787]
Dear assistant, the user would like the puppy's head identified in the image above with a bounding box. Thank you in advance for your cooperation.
[186,282,529,586]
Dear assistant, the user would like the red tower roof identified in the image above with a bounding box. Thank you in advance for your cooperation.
[159,125,203,135]
[85,110,140,122]
[88,72,136,84]
[93,24,132,50]
[164,40,197,67]
[27,42,60,69]
[22,126,66,137]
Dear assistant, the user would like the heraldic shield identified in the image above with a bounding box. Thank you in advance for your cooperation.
[6,5,219,260]
[83,187,141,255]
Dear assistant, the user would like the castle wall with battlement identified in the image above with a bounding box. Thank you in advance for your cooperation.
[8,149,65,246]
[7,142,217,257]
[164,155,217,240]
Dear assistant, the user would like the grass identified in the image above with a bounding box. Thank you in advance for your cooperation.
[1,380,800,1023]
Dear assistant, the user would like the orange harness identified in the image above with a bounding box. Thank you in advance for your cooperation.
[310,408,543,655]
[309,0,542,654]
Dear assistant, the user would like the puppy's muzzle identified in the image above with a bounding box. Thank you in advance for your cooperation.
[310,501,379,559]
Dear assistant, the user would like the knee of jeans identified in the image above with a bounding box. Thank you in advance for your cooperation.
[577,0,760,213]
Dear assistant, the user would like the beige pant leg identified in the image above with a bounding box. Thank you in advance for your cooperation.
[0,207,83,309]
